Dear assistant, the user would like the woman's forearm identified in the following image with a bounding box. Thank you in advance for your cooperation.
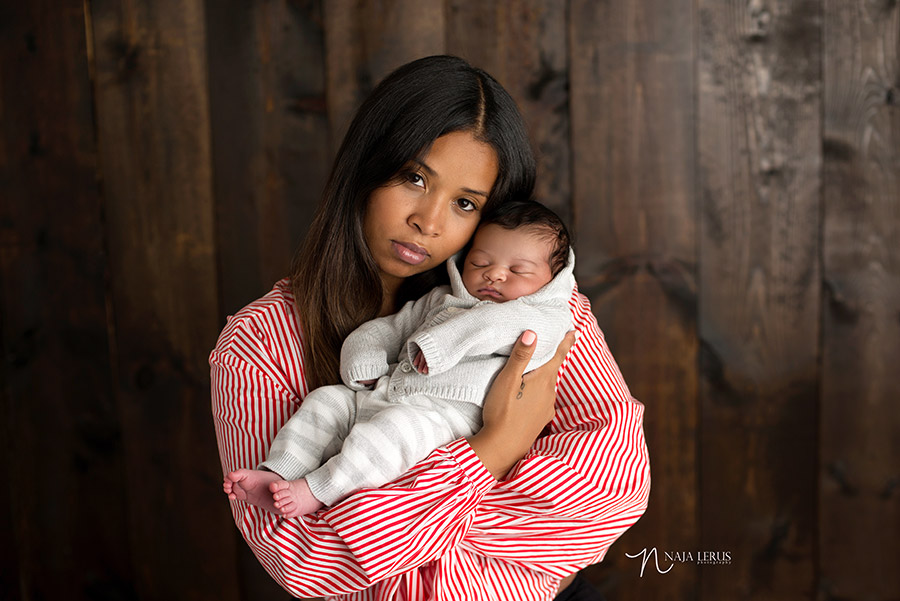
[466,427,527,480]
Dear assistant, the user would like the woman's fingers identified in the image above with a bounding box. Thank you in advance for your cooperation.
[468,329,579,480]
[468,330,576,480]
[504,329,577,383]
[502,330,539,378]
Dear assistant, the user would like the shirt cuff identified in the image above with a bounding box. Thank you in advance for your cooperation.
[444,438,497,493]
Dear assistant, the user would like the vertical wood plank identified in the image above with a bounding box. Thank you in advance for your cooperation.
[207,0,330,320]
[323,0,445,150]
[87,1,240,599]
[205,3,328,598]
[569,1,698,598]
[0,2,135,599]
[820,2,900,600]
[697,1,821,598]
[446,1,571,222]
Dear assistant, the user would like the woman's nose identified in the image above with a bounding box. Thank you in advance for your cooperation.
[409,199,444,236]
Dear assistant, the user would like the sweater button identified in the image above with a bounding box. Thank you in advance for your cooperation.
[399,361,412,373]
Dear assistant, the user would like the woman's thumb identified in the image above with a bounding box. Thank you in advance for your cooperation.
[508,330,538,367]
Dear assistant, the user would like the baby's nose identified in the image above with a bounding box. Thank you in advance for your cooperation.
[485,268,506,282]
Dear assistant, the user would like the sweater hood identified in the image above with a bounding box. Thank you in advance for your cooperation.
[447,247,576,306]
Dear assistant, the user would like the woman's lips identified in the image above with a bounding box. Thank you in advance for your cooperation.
[391,241,429,265]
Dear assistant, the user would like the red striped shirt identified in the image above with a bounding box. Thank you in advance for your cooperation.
[210,279,650,600]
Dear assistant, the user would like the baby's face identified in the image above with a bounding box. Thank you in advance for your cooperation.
[461,224,555,302]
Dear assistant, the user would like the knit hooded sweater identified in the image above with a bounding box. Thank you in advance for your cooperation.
[339,249,576,407]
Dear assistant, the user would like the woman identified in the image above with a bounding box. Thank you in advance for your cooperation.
[211,55,649,601]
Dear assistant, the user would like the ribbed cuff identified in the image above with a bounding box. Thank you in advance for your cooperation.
[259,452,313,481]
[304,468,343,507]
[343,365,387,389]
[410,332,445,374]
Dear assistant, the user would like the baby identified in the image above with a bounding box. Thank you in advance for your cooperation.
[223,200,575,517]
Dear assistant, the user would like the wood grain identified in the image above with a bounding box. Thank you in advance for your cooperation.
[697,1,821,598]
[87,1,239,598]
[569,1,699,598]
[207,0,330,319]
[3,3,900,600]
[324,0,445,149]
[446,0,571,221]
[0,2,133,599]
[820,2,900,600]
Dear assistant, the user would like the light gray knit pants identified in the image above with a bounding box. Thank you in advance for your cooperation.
[260,375,483,507]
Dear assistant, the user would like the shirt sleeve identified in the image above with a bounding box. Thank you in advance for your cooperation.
[210,314,497,598]
[210,289,649,597]
[458,291,651,579]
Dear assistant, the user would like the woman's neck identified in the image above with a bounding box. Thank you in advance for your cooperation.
[378,297,395,317]
[379,277,400,317]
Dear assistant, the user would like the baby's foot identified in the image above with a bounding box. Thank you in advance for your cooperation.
[270,478,324,518]
[223,469,282,514]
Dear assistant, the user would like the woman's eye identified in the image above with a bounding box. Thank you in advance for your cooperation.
[455,198,477,212]
[406,172,425,188]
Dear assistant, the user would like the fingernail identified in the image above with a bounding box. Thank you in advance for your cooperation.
[522,330,536,346]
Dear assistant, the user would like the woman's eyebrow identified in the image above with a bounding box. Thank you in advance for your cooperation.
[412,159,490,198]
[462,187,490,199]
[412,159,436,176]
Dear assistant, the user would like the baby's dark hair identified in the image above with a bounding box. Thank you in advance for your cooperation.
[480,200,571,276]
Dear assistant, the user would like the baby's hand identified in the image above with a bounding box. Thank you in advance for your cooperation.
[358,379,377,388]
[413,350,429,374]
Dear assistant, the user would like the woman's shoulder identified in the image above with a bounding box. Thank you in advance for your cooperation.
[558,284,636,405]
[213,278,303,355]
[210,279,308,411]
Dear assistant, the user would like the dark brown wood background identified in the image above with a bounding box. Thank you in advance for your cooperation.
[2,1,897,600]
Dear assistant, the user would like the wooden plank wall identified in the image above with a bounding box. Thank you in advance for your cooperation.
[820,2,900,600]
[1,2,897,600]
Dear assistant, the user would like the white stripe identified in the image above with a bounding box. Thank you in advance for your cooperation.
[210,280,649,599]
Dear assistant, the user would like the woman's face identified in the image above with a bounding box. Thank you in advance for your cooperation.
[364,131,499,295]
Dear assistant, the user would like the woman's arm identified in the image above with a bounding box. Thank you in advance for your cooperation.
[211,304,510,597]
[212,349,497,596]
[459,291,651,579]
[211,288,645,596]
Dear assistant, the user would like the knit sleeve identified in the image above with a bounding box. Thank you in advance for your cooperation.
[211,285,648,598]
[340,288,444,388]
[210,306,498,598]
[408,299,571,375]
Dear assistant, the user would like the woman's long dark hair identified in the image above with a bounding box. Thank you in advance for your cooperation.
[291,55,536,389]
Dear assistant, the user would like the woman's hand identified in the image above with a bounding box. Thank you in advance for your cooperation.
[467,330,577,480]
